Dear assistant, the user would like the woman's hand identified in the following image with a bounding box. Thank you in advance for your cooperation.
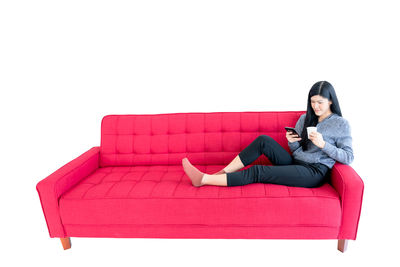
[308,131,326,149]
[286,131,302,143]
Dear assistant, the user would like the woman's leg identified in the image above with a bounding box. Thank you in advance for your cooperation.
[213,134,293,175]
[201,173,228,186]
[226,164,326,188]
[216,155,245,174]
[202,164,326,188]
[185,134,297,187]
[238,134,293,166]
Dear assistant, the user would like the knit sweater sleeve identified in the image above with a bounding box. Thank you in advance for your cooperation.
[288,114,305,152]
[321,118,354,165]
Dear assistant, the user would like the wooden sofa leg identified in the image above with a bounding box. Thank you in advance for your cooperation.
[337,239,348,253]
[60,237,71,250]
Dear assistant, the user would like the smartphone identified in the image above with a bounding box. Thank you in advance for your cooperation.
[285,127,300,137]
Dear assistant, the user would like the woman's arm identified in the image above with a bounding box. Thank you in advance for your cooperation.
[321,119,354,165]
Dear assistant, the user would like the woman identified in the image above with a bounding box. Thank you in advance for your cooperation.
[182,81,354,188]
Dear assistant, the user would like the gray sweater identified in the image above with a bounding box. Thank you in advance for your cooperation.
[288,113,354,169]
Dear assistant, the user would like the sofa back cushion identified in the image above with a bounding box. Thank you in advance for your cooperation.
[100,111,305,167]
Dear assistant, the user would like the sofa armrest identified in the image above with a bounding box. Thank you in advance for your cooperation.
[36,146,100,237]
[330,162,364,240]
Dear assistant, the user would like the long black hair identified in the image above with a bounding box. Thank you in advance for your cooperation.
[299,81,343,151]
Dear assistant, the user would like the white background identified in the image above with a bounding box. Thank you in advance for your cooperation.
[1,0,399,266]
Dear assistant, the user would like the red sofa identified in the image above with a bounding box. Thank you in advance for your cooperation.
[36,111,364,252]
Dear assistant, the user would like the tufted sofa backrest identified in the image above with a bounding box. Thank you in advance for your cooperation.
[100,111,305,167]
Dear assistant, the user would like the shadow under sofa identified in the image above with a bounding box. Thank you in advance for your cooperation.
[36,111,364,253]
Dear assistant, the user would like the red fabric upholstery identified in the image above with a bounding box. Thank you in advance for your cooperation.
[36,147,100,237]
[330,163,364,239]
[37,111,364,241]
[99,112,304,167]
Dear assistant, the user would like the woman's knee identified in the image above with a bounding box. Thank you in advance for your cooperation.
[257,134,274,143]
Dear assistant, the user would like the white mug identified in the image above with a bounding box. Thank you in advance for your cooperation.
[307,127,317,138]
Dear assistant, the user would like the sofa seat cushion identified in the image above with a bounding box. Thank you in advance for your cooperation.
[59,166,342,229]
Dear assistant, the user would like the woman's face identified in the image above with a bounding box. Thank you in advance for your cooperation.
[310,95,332,117]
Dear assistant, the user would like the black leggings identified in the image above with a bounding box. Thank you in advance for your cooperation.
[226,135,330,188]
